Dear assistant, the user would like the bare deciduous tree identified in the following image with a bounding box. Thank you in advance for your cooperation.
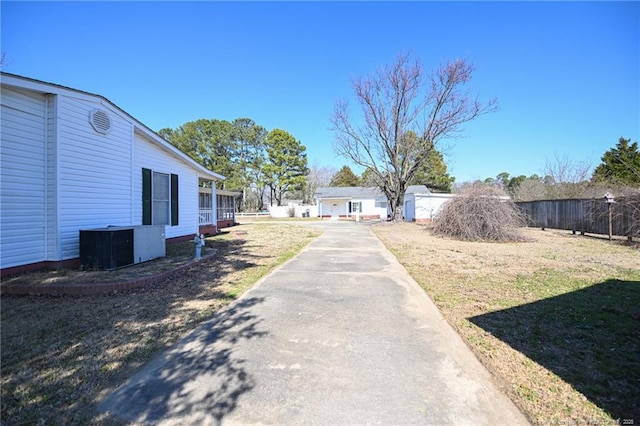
[543,153,594,199]
[304,165,336,204]
[619,191,640,239]
[512,177,547,201]
[590,187,640,240]
[331,52,496,221]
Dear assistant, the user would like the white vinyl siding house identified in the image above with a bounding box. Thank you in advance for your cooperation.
[0,73,225,273]
[314,187,389,220]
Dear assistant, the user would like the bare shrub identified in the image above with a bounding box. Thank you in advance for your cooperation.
[286,205,296,217]
[620,191,640,239]
[432,183,528,242]
[512,177,547,201]
[599,189,640,239]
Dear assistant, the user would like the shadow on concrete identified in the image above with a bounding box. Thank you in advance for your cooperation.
[468,279,640,421]
[98,296,267,424]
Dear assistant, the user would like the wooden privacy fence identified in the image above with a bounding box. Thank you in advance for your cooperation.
[516,197,640,239]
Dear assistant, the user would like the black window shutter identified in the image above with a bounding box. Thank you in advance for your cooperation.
[171,174,179,226]
[142,168,152,225]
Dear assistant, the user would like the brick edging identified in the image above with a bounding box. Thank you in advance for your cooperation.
[0,250,217,296]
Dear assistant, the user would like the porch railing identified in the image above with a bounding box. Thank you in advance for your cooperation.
[199,209,213,225]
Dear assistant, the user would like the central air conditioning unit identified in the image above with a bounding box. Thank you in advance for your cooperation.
[79,225,166,270]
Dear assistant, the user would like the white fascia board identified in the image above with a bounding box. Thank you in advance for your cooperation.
[318,197,352,201]
[1,73,98,104]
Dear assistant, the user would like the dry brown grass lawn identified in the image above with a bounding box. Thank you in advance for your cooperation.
[373,222,640,426]
[0,223,320,425]
[2,236,204,287]
[3,220,638,425]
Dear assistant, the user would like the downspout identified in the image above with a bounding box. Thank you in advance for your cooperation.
[130,124,135,225]
[44,95,49,260]
[53,95,62,260]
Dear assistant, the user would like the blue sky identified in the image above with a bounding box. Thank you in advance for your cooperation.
[2,1,638,183]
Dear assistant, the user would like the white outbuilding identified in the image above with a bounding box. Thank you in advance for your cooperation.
[403,185,455,223]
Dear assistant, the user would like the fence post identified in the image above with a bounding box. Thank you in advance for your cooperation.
[604,192,615,241]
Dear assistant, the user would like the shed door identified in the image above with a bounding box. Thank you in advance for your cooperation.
[404,200,414,221]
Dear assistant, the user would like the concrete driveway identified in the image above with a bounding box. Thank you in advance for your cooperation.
[98,221,529,425]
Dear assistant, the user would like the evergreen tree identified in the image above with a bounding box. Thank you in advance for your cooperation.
[158,119,235,188]
[263,129,309,206]
[405,132,454,192]
[592,137,640,186]
[231,118,267,211]
[330,165,361,187]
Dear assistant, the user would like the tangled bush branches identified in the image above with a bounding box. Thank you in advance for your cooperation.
[431,184,528,242]
[612,190,640,239]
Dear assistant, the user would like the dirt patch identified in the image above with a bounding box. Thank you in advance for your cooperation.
[0,223,321,425]
[373,222,639,426]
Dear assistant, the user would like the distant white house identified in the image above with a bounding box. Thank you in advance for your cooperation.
[314,187,389,220]
[403,185,455,223]
[0,72,233,274]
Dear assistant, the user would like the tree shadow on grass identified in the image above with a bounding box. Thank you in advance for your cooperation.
[468,279,640,421]
[1,234,272,425]
[98,296,267,424]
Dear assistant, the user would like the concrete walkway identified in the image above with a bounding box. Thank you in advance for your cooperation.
[98,221,529,425]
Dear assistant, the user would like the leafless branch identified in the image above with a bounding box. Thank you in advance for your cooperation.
[331,52,496,220]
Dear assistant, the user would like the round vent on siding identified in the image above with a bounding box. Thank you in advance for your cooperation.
[89,109,112,134]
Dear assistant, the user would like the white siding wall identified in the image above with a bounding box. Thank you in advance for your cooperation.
[0,87,48,268]
[350,198,387,218]
[57,95,134,260]
[318,198,388,218]
[133,132,199,239]
[414,194,455,220]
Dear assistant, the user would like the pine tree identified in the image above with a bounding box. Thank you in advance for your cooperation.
[592,137,640,186]
[330,166,361,187]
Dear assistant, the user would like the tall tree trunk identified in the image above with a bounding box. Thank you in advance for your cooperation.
[390,192,404,222]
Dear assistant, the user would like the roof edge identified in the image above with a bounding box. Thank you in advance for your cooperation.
[0,72,225,181]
